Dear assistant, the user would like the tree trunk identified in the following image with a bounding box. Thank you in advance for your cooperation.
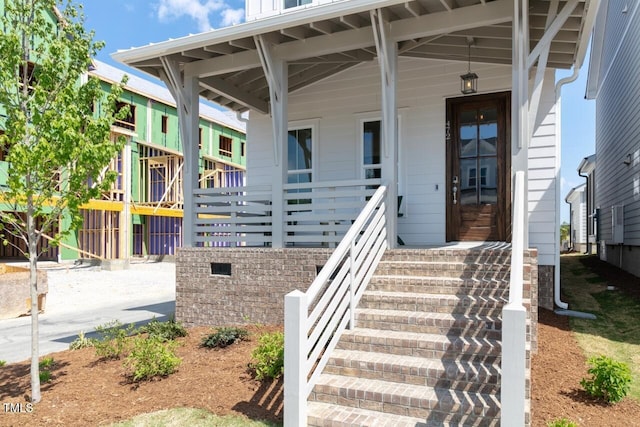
[28,200,41,403]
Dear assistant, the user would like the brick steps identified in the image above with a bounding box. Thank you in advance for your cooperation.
[324,349,500,394]
[337,328,501,363]
[308,401,427,427]
[355,308,502,339]
[307,246,534,426]
[360,290,506,316]
[310,374,500,425]
[368,275,512,297]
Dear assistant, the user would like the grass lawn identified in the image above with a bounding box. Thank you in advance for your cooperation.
[109,408,281,427]
[560,254,640,401]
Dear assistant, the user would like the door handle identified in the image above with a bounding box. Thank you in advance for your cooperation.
[452,176,458,205]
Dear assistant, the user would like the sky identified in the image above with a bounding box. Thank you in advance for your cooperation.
[79,0,595,224]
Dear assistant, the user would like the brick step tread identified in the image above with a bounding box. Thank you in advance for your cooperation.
[362,291,507,305]
[311,374,500,419]
[376,260,511,269]
[337,328,503,360]
[308,401,428,427]
[326,349,500,390]
[355,308,502,326]
[369,275,516,284]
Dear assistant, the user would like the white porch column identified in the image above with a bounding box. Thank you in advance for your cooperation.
[511,0,529,248]
[372,10,398,249]
[159,58,200,247]
[256,36,288,248]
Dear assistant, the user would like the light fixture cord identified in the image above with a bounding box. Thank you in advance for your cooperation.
[467,42,471,73]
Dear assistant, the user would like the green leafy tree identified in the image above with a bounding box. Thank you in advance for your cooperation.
[0,0,126,402]
[560,222,570,245]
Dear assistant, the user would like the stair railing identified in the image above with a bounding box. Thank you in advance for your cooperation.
[501,170,527,426]
[283,185,388,426]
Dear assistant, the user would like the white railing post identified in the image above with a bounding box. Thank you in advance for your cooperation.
[501,170,526,427]
[284,290,307,427]
[349,239,356,329]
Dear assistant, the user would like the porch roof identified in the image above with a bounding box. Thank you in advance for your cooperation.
[112,0,595,114]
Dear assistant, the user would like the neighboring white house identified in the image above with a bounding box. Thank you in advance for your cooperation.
[113,0,600,425]
[566,183,587,252]
[578,153,597,254]
[587,0,640,274]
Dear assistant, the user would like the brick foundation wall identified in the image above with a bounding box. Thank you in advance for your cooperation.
[537,265,554,311]
[176,247,332,326]
[524,249,539,354]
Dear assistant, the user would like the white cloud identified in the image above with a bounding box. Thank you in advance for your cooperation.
[221,7,244,26]
[155,0,244,32]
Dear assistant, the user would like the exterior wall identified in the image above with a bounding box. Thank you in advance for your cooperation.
[537,265,553,311]
[590,1,640,274]
[246,58,559,265]
[246,0,339,22]
[176,247,332,326]
[567,186,586,251]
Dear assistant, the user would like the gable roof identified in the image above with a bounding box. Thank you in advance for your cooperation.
[89,60,246,133]
[113,0,597,113]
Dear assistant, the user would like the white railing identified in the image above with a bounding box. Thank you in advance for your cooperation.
[283,178,382,247]
[283,185,388,426]
[193,185,273,247]
[501,171,527,426]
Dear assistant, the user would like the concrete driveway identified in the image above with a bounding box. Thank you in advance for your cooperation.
[0,261,175,364]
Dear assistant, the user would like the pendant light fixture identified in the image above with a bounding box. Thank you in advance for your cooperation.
[460,37,478,95]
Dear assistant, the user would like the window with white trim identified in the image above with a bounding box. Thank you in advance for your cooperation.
[362,120,382,181]
[287,127,313,186]
[284,0,312,9]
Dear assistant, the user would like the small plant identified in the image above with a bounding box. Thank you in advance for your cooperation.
[580,355,632,403]
[69,331,95,350]
[547,418,578,427]
[38,357,56,383]
[93,320,137,359]
[125,336,181,382]
[250,332,284,380]
[0,360,6,367]
[201,327,249,349]
[141,317,187,342]
[39,370,52,383]
[39,356,55,370]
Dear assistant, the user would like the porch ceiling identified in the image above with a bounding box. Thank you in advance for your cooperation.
[112,0,594,114]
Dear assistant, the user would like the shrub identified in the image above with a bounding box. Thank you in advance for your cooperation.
[125,336,181,382]
[39,370,52,383]
[69,331,95,350]
[547,418,578,427]
[39,357,56,383]
[580,355,632,403]
[93,320,137,359]
[141,317,187,342]
[201,327,249,349]
[250,332,284,380]
[0,360,6,368]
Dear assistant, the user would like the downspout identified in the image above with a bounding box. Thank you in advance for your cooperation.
[554,71,579,310]
[553,0,601,310]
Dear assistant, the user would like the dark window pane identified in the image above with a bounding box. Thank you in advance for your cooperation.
[459,110,477,159]
[460,158,477,205]
[480,157,497,204]
[363,121,381,165]
[479,108,498,155]
[288,128,312,172]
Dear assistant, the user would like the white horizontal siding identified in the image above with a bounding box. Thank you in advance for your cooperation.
[245,58,558,264]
